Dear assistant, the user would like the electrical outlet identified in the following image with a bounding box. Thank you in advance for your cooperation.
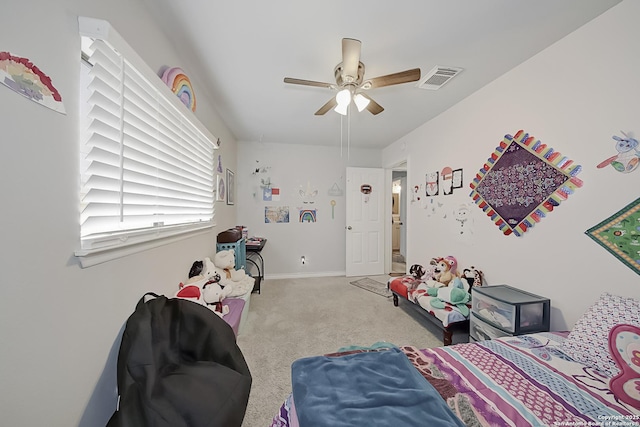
[301,256,306,265]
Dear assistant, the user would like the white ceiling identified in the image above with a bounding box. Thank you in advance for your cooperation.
[145,0,621,149]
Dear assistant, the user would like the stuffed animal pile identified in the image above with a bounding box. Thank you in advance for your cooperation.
[406,256,485,316]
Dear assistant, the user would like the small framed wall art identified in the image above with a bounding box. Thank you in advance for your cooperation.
[226,169,235,205]
[216,175,225,202]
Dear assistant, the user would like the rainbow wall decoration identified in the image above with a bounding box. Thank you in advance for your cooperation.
[161,66,196,112]
[469,130,583,236]
[0,51,65,114]
[299,209,317,223]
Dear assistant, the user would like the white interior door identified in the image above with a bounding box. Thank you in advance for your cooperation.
[345,167,384,277]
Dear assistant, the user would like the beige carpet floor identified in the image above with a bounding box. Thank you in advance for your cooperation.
[236,275,452,426]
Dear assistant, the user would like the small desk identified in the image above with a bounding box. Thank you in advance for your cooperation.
[245,238,266,294]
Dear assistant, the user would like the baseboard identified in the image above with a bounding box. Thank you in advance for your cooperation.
[265,271,346,280]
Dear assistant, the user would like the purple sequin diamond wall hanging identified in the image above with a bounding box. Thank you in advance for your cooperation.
[469,130,583,236]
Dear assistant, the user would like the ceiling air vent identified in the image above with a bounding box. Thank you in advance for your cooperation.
[417,66,463,90]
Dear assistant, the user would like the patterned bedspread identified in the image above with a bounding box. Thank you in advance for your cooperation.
[271,333,640,427]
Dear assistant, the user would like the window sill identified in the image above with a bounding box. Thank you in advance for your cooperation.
[75,224,214,268]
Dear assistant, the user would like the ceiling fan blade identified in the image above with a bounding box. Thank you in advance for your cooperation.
[359,93,384,115]
[284,77,333,89]
[342,38,361,82]
[314,97,338,115]
[366,68,421,89]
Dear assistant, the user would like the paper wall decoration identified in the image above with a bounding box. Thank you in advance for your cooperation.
[441,167,454,195]
[596,131,639,173]
[425,171,439,196]
[299,181,318,204]
[299,209,317,223]
[452,169,463,189]
[263,187,281,201]
[585,197,640,275]
[161,66,196,112]
[453,203,474,240]
[328,183,344,196]
[0,51,65,114]
[469,130,583,236]
[265,206,289,223]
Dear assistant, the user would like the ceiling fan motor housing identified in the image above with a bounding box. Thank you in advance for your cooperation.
[334,62,365,87]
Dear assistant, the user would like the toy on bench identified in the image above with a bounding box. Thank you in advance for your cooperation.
[388,256,484,345]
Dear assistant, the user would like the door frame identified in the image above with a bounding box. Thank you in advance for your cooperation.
[385,160,408,275]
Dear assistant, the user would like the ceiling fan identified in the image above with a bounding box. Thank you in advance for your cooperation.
[284,38,421,116]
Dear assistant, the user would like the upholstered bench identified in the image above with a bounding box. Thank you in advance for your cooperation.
[388,276,469,346]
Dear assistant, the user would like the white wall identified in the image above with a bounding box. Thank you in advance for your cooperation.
[236,141,381,277]
[383,0,639,331]
[0,1,238,425]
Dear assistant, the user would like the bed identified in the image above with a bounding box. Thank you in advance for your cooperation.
[270,293,640,427]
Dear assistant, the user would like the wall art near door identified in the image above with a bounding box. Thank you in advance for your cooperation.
[425,171,439,196]
[265,206,289,223]
[585,197,640,275]
[469,130,583,236]
[452,168,463,190]
[0,51,65,114]
[299,209,317,223]
[441,167,454,195]
[328,182,344,196]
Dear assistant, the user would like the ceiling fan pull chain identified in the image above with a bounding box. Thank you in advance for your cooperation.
[340,114,344,158]
[347,103,351,160]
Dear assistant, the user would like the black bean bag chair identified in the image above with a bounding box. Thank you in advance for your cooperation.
[107,293,252,427]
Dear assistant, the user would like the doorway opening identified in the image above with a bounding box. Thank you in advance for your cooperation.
[390,166,407,276]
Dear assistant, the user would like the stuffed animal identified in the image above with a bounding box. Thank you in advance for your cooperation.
[422,256,458,287]
[202,257,220,280]
[214,250,247,281]
[461,266,484,290]
[175,273,231,317]
[213,250,255,297]
[409,264,425,280]
[434,256,458,285]
[202,276,232,317]
[183,260,205,286]
[188,260,204,279]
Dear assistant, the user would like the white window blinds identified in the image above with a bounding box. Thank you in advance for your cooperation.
[77,17,216,262]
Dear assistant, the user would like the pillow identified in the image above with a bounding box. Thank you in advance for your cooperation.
[562,293,640,378]
[608,324,640,409]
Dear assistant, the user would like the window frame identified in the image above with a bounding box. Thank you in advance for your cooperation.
[76,17,218,268]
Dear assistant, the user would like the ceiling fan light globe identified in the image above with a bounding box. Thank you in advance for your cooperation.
[335,88,351,106]
[354,94,370,112]
[334,103,349,116]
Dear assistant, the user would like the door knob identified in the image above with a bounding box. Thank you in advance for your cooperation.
[346,226,352,230]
